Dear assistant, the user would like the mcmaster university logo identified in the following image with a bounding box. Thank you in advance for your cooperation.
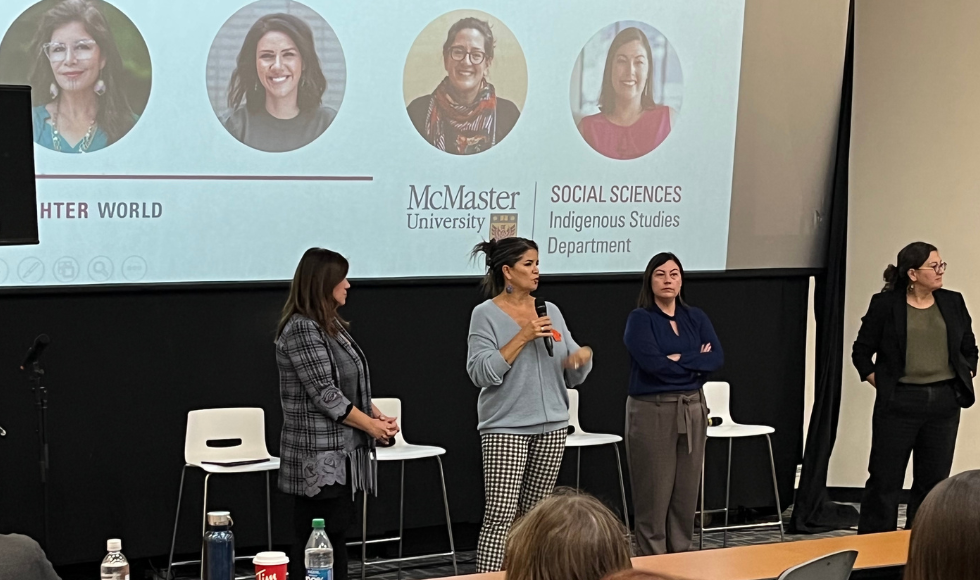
[490,213,518,240]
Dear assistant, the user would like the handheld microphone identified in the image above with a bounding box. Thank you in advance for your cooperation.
[707,416,723,427]
[19,334,50,371]
[534,297,554,357]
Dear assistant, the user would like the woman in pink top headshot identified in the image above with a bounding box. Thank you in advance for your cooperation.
[578,27,676,160]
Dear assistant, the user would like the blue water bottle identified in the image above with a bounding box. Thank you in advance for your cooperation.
[202,511,235,580]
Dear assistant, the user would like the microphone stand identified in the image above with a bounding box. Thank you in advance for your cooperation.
[28,359,50,550]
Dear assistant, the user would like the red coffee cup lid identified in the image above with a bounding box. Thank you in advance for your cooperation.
[253,551,289,565]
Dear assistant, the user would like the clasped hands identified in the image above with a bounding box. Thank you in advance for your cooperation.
[370,403,399,443]
[667,343,712,362]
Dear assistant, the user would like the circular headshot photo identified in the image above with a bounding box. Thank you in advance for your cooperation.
[404,10,527,155]
[0,0,151,154]
[570,22,682,160]
[206,0,346,153]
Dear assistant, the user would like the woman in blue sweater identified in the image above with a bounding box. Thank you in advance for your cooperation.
[624,252,723,555]
[467,236,593,571]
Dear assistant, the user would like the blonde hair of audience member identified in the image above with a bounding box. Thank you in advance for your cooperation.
[904,470,980,580]
[504,489,632,580]
[601,569,672,580]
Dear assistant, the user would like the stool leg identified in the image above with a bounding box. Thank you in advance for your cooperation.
[361,489,368,580]
[397,460,404,580]
[765,434,785,541]
[699,445,706,550]
[723,438,732,547]
[436,456,457,576]
[576,447,581,490]
[612,443,629,529]
[266,470,273,550]
[201,473,212,580]
[166,465,188,580]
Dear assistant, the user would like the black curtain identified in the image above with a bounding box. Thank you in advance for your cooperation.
[789,0,860,533]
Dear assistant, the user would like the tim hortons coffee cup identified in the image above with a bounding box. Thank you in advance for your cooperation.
[253,551,289,580]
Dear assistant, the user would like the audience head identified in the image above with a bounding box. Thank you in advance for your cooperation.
[882,241,943,294]
[904,470,980,580]
[472,237,539,297]
[504,488,632,580]
[638,252,686,308]
[278,247,349,337]
[601,570,672,580]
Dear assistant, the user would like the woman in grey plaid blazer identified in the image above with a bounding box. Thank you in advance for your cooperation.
[276,248,399,580]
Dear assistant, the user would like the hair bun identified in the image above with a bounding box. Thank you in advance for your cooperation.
[883,263,897,280]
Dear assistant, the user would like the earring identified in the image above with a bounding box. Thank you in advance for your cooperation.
[49,82,58,99]
[94,77,106,96]
[505,284,514,294]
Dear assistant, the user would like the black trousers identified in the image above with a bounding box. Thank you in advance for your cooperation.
[290,481,355,580]
[858,381,960,534]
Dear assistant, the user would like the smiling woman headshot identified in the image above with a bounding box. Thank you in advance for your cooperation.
[404,11,527,155]
[571,22,683,160]
[207,0,346,153]
[0,0,151,153]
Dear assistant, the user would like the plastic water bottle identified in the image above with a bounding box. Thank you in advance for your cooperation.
[305,518,334,580]
[100,539,130,580]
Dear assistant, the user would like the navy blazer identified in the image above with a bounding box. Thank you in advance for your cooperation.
[852,288,978,409]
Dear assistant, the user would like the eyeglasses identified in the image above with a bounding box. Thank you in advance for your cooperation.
[448,47,486,65]
[42,39,98,63]
[916,262,947,274]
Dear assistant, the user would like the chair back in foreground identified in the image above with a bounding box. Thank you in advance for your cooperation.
[567,388,586,434]
[776,549,858,580]
[184,407,272,466]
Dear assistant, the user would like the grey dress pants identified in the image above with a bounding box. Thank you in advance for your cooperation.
[626,390,708,555]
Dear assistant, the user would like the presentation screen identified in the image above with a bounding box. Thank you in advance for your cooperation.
[0,0,745,286]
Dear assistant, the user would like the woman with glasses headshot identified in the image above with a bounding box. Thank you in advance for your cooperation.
[223,13,336,152]
[28,0,138,153]
[852,242,977,534]
[407,17,520,155]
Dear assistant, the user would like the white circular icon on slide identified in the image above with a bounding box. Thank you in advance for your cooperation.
[18,257,44,283]
[88,256,114,282]
[53,257,80,283]
[122,256,147,281]
[0,259,8,283]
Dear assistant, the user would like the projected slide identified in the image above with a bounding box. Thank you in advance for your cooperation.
[0,0,744,286]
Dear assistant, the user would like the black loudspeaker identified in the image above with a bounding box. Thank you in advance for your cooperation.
[0,84,39,245]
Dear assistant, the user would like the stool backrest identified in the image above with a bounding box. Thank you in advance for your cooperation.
[372,398,407,447]
[702,381,733,423]
[185,407,271,465]
[566,388,585,433]
[776,550,858,580]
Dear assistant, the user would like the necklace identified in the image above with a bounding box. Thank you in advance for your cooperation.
[51,101,97,153]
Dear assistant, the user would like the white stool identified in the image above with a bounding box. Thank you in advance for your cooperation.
[699,381,784,549]
[353,398,456,580]
[166,408,280,579]
[565,389,630,528]
[777,550,858,580]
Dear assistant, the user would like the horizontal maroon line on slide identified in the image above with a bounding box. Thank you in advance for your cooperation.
[35,174,373,181]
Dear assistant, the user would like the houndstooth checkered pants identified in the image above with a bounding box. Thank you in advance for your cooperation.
[476,427,568,572]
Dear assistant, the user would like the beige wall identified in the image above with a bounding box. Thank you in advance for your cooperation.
[725,0,849,270]
[831,0,980,487]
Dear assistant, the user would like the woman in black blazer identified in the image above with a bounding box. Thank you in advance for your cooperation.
[852,242,977,534]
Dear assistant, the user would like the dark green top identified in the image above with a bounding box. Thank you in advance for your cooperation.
[902,302,956,384]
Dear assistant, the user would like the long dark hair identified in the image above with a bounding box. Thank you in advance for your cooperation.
[904,470,980,580]
[442,17,495,61]
[471,237,537,297]
[882,242,937,293]
[277,248,348,338]
[637,252,686,309]
[598,27,657,114]
[228,13,326,114]
[28,0,136,144]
